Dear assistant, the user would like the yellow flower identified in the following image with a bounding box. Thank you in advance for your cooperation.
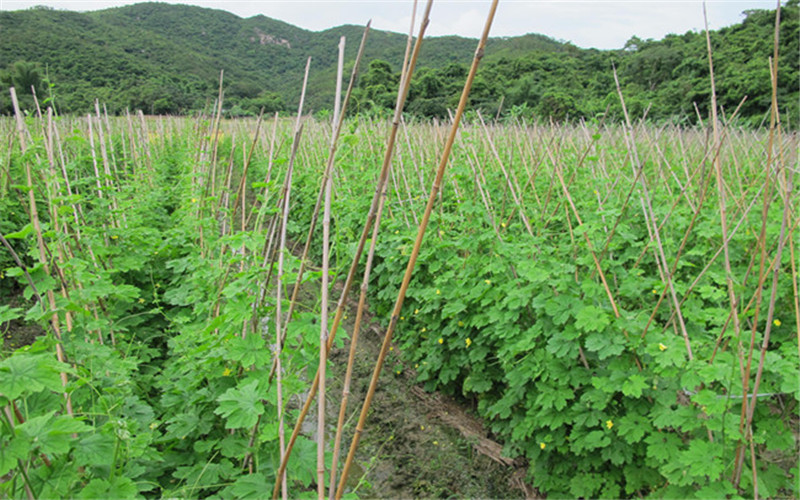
[395,230,399,234]
[400,316,405,321]
[457,320,464,327]
[540,442,546,450]
[436,289,440,295]
[420,425,425,431]
[606,420,614,430]
[652,289,658,294]
[223,367,232,377]
[421,327,427,333]
[465,338,472,348]
[438,338,444,344]
[415,309,419,315]
[433,440,439,446]
[138,298,145,304]
[111,235,118,240]
[593,190,599,195]
[658,343,667,351]
[773,319,781,327]
[501,222,506,228]
[149,422,159,430]
[389,346,393,351]
[191,198,197,203]
[484,279,491,285]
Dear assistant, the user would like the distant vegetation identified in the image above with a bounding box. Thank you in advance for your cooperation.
[0,1,797,125]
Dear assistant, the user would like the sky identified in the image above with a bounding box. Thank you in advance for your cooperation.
[0,0,781,50]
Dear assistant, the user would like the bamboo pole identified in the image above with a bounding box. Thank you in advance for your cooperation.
[271,5,432,496]
[613,66,693,361]
[335,2,499,496]
[329,6,419,496]
[700,2,746,484]
[275,56,311,500]
[276,22,371,379]
[317,36,346,500]
[738,6,785,493]
[10,87,74,417]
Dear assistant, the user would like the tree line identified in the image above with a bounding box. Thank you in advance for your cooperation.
[2,1,797,126]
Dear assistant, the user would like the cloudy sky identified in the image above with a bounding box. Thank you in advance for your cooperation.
[0,0,780,49]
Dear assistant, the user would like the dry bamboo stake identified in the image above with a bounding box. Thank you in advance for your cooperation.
[626,97,747,277]
[317,36,346,500]
[209,70,225,197]
[742,163,790,500]
[477,111,533,236]
[328,177,390,500]
[253,113,281,234]
[335,2,499,496]
[137,110,152,175]
[10,87,74,417]
[699,2,746,484]
[738,8,784,491]
[271,5,431,497]
[276,22,371,369]
[275,56,311,500]
[613,66,693,360]
[230,112,265,231]
[329,7,419,495]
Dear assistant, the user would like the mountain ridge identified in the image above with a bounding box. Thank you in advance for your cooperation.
[1,1,796,125]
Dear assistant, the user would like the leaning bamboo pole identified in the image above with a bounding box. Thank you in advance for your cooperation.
[329,6,418,497]
[739,5,785,493]
[317,36,346,500]
[275,56,311,500]
[275,22,371,383]
[270,4,432,496]
[700,2,746,485]
[612,66,693,361]
[335,2,499,496]
[9,87,74,417]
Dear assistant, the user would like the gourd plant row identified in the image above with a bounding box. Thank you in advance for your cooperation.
[1,7,798,500]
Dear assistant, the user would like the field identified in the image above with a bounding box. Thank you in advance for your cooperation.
[0,101,798,500]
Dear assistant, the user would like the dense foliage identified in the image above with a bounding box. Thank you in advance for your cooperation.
[0,1,797,125]
[0,116,337,498]
[1,101,798,498]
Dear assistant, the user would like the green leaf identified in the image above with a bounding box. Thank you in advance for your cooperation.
[17,412,90,455]
[225,333,271,368]
[0,305,24,324]
[225,473,272,499]
[74,431,116,467]
[463,372,493,394]
[79,476,139,499]
[215,379,264,429]
[584,332,626,359]
[0,353,68,399]
[5,223,33,239]
[575,305,610,333]
[0,435,29,476]
[621,374,647,398]
[616,413,650,444]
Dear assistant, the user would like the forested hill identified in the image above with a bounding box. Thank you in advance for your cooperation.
[1,1,797,125]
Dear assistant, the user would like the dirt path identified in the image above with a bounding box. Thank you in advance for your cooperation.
[323,284,531,499]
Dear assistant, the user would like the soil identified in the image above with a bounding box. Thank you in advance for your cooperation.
[1,293,44,351]
[320,280,532,499]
